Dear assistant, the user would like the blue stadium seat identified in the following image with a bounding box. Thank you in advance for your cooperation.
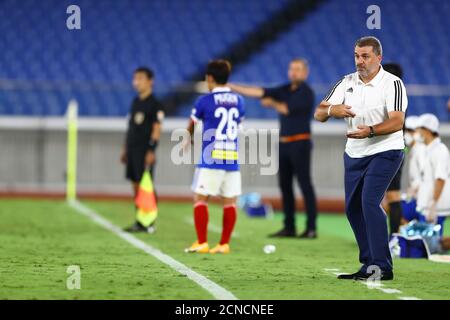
[0,0,448,119]
[226,0,450,120]
[0,0,289,116]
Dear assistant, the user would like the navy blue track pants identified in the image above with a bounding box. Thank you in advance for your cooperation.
[344,149,404,272]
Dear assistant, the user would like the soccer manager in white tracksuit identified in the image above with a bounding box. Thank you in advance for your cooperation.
[415,113,450,236]
[314,36,407,281]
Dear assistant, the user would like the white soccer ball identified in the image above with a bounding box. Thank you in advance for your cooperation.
[263,244,276,254]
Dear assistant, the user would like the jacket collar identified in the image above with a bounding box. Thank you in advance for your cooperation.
[357,65,385,86]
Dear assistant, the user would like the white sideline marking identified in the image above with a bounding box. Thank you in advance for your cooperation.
[184,218,240,238]
[379,288,402,294]
[68,200,237,300]
[323,268,421,300]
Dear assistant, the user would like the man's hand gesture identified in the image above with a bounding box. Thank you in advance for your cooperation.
[329,104,356,119]
[347,125,371,139]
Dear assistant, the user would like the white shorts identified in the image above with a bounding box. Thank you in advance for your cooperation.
[191,168,241,198]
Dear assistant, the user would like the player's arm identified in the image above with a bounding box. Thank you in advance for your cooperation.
[314,77,354,122]
[347,79,407,139]
[144,122,160,166]
[150,122,161,143]
[182,119,196,151]
[371,111,404,134]
[149,110,163,149]
[229,83,289,114]
[261,97,289,115]
[120,115,130,164]
[187,98,203,145]
[428,178,445,222]
[146,108,164,166]
[314,101,355,122]
[376,79,408,135]
[187,119,195,137]
[433,179,445,203]
[259,85,289,114]
[145,122,160,166]
[347,111,405,139]
[120,145,127,164]
[228,83,264,98]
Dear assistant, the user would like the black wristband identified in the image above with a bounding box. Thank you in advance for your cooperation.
[368,126,375,138]
[148,139,158,151]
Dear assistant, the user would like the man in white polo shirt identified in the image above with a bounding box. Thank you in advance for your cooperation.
[416,113,449,236]
[314,36,407,281]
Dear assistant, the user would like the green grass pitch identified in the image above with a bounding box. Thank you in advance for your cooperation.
[0,199,449,300]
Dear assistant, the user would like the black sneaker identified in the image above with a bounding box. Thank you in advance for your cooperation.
[357,270,394,281]
[268,229,296,238]
[124,222,156,234]
[337,270,368,280]
[338,270,394,281]
[298,230,317,239]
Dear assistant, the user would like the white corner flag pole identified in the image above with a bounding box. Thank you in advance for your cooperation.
[66,99,78,201]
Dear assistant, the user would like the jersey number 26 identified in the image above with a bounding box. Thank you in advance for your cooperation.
[214,107,239,141]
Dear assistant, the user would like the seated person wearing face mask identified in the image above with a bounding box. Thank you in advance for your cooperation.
[400,115,426,223]
[415,113,450,236]
[404,116,426,199]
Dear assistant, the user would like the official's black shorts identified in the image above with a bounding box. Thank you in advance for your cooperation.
[126,146,154,183]
[387,160,403,191]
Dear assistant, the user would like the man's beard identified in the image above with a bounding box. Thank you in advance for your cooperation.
[357,67,368,78]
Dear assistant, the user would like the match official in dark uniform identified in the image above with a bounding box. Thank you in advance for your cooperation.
[229,59,318,238]
[121,67,164,232]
